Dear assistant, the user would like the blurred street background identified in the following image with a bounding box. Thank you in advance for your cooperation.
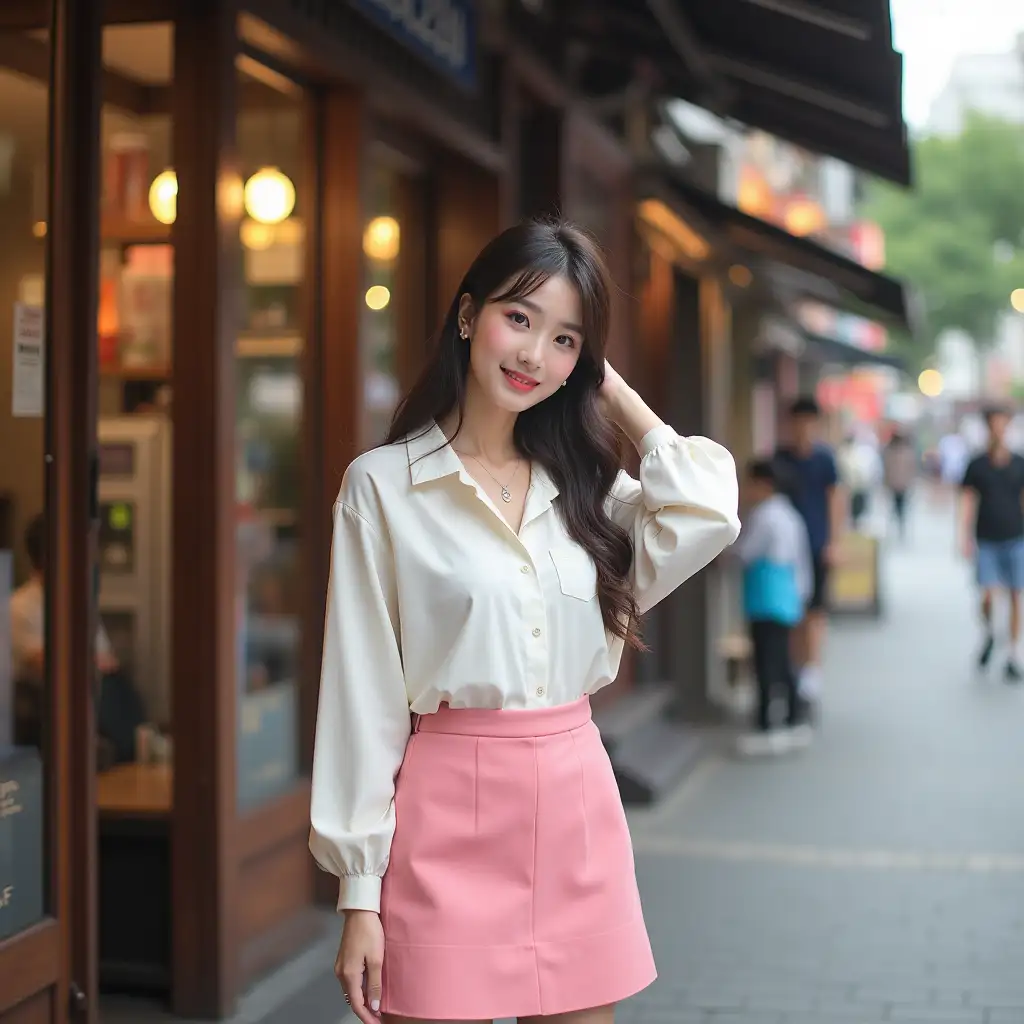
[3,0,1024,1022]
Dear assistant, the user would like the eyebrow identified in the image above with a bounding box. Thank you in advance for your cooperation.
[516,296,584,335]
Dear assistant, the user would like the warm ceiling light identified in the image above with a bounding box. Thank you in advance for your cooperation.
[917,368,944,398]
[365,285,391,311]
[729,264,753,288]
[784,196,827,237]
[32,221,46,238]
[638,199,710,261]
[736,171,774,219]
[148,169,178,225]
[1011,288,1024,313]
[363,216,401,261]
[243,167,295,225]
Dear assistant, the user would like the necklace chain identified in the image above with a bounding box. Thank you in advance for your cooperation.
[454,450,521,503]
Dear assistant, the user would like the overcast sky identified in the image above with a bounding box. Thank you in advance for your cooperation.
[892,0,1024,127]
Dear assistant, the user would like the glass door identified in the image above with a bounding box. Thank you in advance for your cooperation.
[93,19,175,1014]
[0,2,102,1022]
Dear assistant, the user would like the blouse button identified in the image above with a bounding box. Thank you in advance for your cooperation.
[536,686,546,697]
[520,565,530,574]
[532,627,542,637]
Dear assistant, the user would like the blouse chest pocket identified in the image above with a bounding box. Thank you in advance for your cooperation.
[549,546,598,602]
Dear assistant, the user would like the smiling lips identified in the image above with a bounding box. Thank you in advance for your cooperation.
[501,367,540,392]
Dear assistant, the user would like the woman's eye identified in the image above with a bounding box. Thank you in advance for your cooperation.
[555,335,577,349]
[506,311,529,327]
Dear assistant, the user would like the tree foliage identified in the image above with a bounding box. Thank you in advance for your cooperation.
[861,112,1024,358]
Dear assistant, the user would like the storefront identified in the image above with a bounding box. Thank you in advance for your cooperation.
[0,1,655,1021]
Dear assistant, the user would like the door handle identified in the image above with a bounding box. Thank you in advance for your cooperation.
[69,980,88,1016]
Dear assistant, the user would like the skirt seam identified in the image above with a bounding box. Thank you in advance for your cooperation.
[568,728,589,870]
[473,737,480,834]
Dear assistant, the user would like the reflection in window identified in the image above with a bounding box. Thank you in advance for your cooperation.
[235,65,304,811]
[0,29,49,943]
[362,162,403,445]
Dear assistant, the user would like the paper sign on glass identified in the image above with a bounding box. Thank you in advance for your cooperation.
[11,303,44,418]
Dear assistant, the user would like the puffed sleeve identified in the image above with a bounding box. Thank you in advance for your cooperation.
[308,499,410,914]
[606,425,741,614]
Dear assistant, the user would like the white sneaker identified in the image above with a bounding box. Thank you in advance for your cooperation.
[786,724,814,750]
[736,730,790,757]
[798,666,823,700]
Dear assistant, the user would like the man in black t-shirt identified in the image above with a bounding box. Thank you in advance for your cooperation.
[959,406,1024,682]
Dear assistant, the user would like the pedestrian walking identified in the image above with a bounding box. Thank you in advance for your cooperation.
[959,404,1024,683]
[776,397,846,715]
[883,430,917,540]
[308,218,741,1024]
[837,433,880,529]
[938,428,969,504]
[734,458,814,756]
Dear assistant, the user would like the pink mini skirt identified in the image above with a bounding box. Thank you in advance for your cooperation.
[379,696,657,1020]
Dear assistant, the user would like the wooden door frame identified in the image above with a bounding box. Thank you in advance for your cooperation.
[169,1,242,1015]
[0,1,102,1022]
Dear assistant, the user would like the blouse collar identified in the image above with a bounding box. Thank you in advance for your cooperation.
[406,420,560,508]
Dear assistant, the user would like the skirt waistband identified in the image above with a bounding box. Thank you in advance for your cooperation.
[412,696,591,738]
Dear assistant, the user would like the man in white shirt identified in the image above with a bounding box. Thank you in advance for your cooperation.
[10,513,118,683]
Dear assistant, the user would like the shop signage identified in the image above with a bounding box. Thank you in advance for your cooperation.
[350,0,476,88]
[829,532,881,617]
[0,749,44,942]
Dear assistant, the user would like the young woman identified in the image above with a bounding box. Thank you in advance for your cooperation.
[309,219,740,1024]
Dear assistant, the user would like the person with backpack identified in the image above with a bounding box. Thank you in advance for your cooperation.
[734,458,814,756]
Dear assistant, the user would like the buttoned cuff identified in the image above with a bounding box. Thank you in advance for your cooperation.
[336,874,383,914]
[639,424,679,458]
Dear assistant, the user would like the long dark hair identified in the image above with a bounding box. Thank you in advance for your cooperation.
[385,218,642,649]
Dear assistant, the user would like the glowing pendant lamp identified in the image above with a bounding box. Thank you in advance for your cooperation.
[243,166,295,225]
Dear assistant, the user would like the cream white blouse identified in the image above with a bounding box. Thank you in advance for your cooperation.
[309,420,740,912]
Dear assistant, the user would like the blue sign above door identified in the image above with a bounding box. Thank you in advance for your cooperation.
[350,0,477,89]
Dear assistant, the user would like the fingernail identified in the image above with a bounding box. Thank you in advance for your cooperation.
[370,999,380,1013]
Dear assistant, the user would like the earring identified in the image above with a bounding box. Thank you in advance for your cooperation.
[561,381,567,388]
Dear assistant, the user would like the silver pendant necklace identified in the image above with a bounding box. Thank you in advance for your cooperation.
[456,451,521,503]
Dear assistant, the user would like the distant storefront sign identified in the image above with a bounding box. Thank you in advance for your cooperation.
[350,0,476,88]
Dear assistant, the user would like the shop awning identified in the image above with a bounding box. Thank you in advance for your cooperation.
[569,0,910,185]
[639,171,917,334]
[801,329,905,371]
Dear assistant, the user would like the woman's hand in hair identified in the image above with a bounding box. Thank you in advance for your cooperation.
[599,361,663,449]
[597,360,628,412]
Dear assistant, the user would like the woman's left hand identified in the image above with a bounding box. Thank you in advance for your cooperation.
[597,360,629,415]
[597,359,663,447]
